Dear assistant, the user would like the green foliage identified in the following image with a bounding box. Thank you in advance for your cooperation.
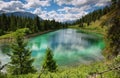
[6,62,118,78]
[42,48,57,72]
[74,6,110,26]
[0,28,31,39]
[15,28,31,36]
[0,72,7,78]
[0,29,4,36]
[111,56,120,78]
[111,0,120,9]
[8,31,36,75]
[108,17,120,56]
[0,14,67,36]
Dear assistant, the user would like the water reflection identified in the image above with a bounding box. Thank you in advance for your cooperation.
[28,29,105,68]
[0,44,10,69]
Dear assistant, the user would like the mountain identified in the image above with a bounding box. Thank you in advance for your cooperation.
[0,10,42,20]
[0,10,6,14]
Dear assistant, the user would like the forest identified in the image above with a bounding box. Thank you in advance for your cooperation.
[0,0,120,78]
[0,14,68,36]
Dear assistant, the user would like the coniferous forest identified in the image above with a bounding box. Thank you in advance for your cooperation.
[0,0,120,78]
[0,15,68,36]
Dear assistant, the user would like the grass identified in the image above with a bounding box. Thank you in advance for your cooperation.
[69,13,113,57]
[69,15,109,36]
[0,28,30,39]
[6,61,118,78]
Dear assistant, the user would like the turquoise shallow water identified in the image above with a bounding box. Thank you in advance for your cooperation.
[0,29,105,70]
[27,29,105,68]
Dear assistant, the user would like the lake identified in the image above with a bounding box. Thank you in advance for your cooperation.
[0,29,105,69]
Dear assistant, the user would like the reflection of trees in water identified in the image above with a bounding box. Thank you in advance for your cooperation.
[0,44,10,54]
[81,36,100,47]
[26,29,105,67]
[50,32,101,52]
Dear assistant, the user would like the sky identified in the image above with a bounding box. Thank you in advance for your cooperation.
[0,0,111,22]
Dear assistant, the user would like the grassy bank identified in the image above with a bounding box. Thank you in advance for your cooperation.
[69,13,112,57]
[5,61,117,78]
[0,28,59,43]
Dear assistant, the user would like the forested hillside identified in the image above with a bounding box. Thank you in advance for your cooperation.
[72,0,120,57]
[0,14,67,36]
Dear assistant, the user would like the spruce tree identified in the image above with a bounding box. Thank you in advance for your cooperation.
[108,17,120,56]
[42,48,57,72]
[9,30,36,75]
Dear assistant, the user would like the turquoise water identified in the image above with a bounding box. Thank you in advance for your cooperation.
[27,29,105,68]
[0,29,105,70]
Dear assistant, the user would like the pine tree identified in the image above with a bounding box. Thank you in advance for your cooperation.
[9,30,36,75]
[108,17,120,56]
[111,0,117,5]
[42,48,57,72]
[0,29,4,36]
[10,15,16,31]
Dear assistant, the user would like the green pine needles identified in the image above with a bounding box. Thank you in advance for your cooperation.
[42,48,57,72]
[9,30,36,75]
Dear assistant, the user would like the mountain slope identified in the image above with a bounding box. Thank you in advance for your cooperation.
[0,11,42,19]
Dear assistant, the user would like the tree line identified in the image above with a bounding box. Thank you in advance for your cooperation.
[74,6,111,27]
[74,0,120,28]
[74,0,120,57]
[108,0,120,56]
[0,14,68,36]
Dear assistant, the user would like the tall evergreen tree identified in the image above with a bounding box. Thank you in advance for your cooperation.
[111,0,117,6]
[9,30,36,75]
[42,48,57,72]
[108,17,120,56]
[34,16,41,31]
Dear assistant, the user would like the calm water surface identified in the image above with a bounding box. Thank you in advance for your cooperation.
[0,29,105,69]
[28,29,105,68]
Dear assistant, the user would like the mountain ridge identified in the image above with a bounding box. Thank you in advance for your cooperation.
[0,10,42,20]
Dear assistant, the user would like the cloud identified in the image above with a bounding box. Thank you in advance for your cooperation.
[33,8,42,15]
[0,0,110,22]
[24,0,51,8]
[33,6,88,22]
[0,1,25,12]
[54,0,110,7]
[0,0,51,12]
[32,0,110,22]
[95,0,111,7]
[58,5,90,13]
[54,0,87,6]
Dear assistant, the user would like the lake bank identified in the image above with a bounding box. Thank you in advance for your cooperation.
[69,25,110,58]
[0,29,60,43]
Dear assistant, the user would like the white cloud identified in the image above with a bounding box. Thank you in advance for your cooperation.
[0,0,111,22]
[54,0,87,6]
[95,0,111,7]
[58,5,90,13]
[54,0,110,7]
[24,0,51,8]
[0,1,25,12]
[33,8,42,15]
[0,0,51,12]
[33,7,88,22]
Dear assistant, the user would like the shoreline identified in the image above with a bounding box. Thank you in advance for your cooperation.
[26,29,57,38]
[0,29,59,43]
